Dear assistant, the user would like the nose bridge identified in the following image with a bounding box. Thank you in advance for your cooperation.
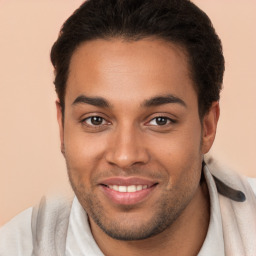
[105,122,149,168]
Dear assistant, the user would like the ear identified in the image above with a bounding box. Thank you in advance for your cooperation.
[56,100,65,155]
[201,101,220,154]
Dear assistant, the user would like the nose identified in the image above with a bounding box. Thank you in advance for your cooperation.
[105,125,150,169]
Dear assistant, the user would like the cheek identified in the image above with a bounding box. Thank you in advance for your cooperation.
[63,125,109,186]
[64,124,106,162]
[148,121,202,186]
[150,125,202,165]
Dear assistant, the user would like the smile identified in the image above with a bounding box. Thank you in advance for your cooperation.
[107,185,149,193]
[99,177,158,205]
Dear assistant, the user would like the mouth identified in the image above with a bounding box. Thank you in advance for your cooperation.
[102,184,154,192]
[99,177,158,205]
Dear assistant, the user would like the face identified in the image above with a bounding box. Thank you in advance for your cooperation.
[57,38,218,240]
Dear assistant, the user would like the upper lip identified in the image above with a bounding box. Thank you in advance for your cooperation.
[99,177,158,187]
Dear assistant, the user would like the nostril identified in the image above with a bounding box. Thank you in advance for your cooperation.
[105,148,150,168]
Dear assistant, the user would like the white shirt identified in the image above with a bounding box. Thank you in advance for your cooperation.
[65,167,226,255]
[0,166,255,255]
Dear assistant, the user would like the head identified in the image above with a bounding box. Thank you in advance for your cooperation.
[51,0,224,241]
[51,0,224,120]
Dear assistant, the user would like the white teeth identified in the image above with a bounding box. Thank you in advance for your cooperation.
[108,185,149,192]
[119,186,127,192]
[137,185,142,191]
[127,185,136,192]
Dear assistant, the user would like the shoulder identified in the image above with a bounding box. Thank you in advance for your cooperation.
[205,156,256,201]
[0,207,33,255]
[0,195,73,256]
[247,177,256,196]
[204,157,256,254]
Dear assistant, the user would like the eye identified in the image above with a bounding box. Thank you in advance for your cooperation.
[82,116,108,126]
[148,116,174,126]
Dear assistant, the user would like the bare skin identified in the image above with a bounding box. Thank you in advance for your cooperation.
[91,178,210,256]
[56,38,219,255]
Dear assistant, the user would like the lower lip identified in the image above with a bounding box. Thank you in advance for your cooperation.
[100,185,157,205]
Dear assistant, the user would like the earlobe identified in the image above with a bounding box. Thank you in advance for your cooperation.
[56,100,65,155]
[201,102,220,154]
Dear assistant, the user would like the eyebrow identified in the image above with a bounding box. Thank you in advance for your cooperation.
[142,94,187,108]
[72,95,110,108]
[72,94,187,109]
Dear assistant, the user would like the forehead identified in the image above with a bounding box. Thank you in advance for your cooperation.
[65,38,196,106]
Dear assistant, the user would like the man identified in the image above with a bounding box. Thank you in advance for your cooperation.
[0,0,255,255]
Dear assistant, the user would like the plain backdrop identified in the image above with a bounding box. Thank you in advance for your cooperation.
[0,0,255,226]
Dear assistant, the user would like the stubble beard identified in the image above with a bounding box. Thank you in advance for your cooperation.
[66,165,199,241]
[85,192,191,241]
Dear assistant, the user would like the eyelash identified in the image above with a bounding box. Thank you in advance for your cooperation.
[147,116,176,126]
[81,116,109,127]
[81,115,176,128]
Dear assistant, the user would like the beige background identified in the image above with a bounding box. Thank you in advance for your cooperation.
[0,0,255,226]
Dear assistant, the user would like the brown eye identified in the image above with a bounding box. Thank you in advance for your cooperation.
[83,116,107,126]
[155,117,168,125]
[149,116,173,126]
[91,116,103,125]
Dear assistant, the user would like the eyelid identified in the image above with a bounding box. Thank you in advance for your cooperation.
[83,116,108,125]
[80,113,111,127]
[144,113,177,125]
[147,116,176,126]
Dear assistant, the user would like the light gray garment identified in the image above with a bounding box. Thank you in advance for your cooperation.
[0,207,33,255]
[197,167,225,256]
[0,165,255,255]
[65,168,225,255]
[65,197,104,256]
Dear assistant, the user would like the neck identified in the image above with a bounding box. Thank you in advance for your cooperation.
[90,180,210,256]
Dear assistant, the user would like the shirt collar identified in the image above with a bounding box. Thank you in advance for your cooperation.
[198,165,225,256]
[66,165,228,255]
[66,197,104,256]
